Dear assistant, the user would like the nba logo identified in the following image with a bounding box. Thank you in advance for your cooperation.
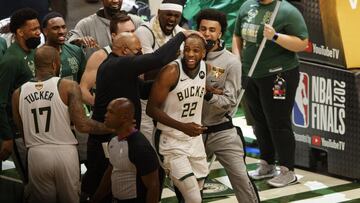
[292,72,309,128]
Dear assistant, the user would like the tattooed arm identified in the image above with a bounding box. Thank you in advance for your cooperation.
[59,79,112,134]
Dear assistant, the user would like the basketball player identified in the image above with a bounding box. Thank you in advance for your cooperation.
[11,46,112,203]
[146,34,209,203]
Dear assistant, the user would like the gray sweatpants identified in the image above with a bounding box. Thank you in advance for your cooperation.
[204,128,259,203]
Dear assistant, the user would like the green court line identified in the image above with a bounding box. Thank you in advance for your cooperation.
[0,168,21,180]
[262,183,360,203]
[208,164,274,192]
[235,107,245,118]
[162,183,360,203]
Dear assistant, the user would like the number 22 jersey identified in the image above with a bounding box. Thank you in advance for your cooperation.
[157,59,207,141]
[19,77,77,148]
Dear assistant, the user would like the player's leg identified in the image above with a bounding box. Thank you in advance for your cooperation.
[55,145,80,203]
[163,153,202,203]
[171,174,202,203]
[28,147,56,203]
[81,137,109,198]
[207,128,259,202]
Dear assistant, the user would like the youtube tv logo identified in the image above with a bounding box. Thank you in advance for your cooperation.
[311,135,322,146]
[304,41,313,53]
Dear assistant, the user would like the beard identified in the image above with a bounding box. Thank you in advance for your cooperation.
[25,37,41,49]
[104,6,121,18]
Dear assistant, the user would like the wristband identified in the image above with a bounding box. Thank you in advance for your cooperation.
[272,33,279,42]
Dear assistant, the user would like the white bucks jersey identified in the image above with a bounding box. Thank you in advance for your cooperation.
[19,77,77,148]
[157,59,206,140]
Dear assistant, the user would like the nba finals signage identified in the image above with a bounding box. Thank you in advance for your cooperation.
[298,0,360,69]
[293,73,346,136]
[292,61,360,179]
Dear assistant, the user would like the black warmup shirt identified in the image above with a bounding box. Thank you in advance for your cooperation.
[91,32,186,142]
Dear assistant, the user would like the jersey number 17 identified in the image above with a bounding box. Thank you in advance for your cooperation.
[30,106,51,133]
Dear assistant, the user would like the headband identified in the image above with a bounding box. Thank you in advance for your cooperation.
[159,3,183,13]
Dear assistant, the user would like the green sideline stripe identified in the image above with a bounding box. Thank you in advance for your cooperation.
[262,183,360,203]
[0,169,21,180]
[235,107,245,117]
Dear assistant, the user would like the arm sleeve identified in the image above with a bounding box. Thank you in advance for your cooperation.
[284,6,309,39]
[138,79,154,100]
[122,32,185,76]
[133,143,159,176]
[233,5,244,37]
[0,59,17,140]
[206,58,242,111]
[68,19,88,42]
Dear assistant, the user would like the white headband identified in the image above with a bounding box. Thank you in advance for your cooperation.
[159,3,183,13]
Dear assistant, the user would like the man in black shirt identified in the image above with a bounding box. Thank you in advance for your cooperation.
[91,98,159,203]
[81,30,202,199]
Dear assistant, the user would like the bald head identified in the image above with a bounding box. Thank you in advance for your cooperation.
[34,45,60,74]
[112,32,142,56]
[104,97,135,129]
[110,98,135,118]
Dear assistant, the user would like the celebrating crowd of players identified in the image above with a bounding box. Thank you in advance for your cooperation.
[0,0,308,202]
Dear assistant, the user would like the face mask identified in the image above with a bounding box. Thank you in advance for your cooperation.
[104,6,120,18]
[205,40,216,51]
[25,37,41,49]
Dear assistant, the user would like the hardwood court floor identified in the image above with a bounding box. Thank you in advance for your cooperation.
[159,156,360,203]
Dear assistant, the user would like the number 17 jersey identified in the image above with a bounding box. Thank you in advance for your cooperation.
[19,77,77,148]
[157,59,206,141]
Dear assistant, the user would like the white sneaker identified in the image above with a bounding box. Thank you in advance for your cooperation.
[249,160,277,180]
[267,166,298,188]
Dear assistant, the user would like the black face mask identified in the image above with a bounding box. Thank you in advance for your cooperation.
[205,40,216,51]
[104,6,120,18]
[25,37,41,49]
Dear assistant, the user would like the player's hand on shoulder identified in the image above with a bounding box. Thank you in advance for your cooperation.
[181,122,207,137]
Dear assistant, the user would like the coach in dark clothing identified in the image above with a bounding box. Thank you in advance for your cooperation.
[81,30,201,199]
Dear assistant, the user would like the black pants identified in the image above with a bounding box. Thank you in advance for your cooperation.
[244,67,299,170]
[81,137,111,202]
